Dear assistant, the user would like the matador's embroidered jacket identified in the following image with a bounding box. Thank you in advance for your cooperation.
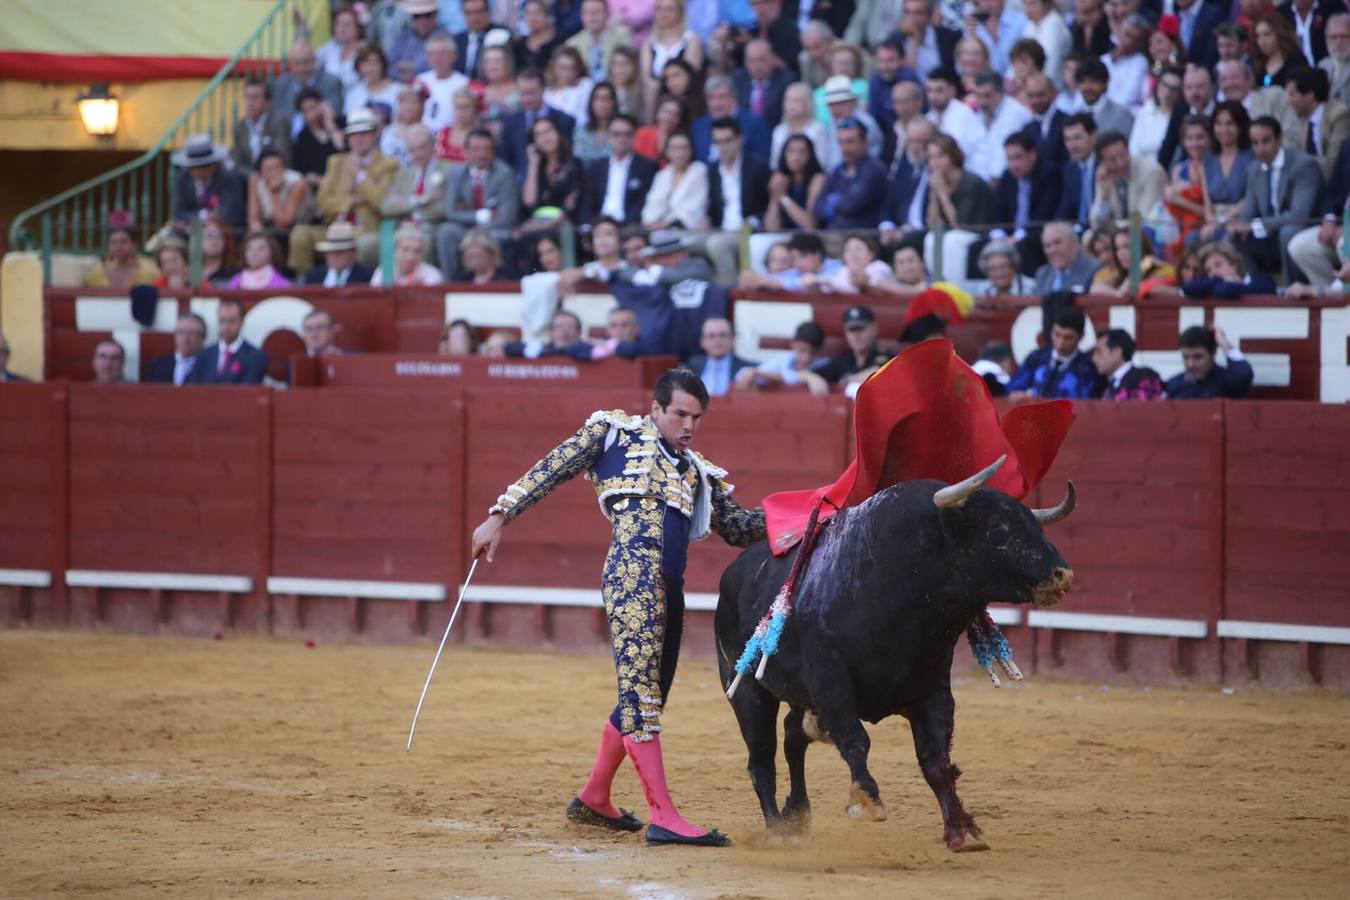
[490,409,766,739]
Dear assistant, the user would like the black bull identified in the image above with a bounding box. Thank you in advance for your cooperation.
[715,459,1076,851]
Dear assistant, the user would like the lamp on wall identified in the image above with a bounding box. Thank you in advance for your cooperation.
[77,83,120,137]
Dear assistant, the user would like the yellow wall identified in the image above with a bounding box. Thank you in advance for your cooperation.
[0,80,214,153]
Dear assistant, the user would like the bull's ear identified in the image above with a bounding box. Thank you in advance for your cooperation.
[933,455,1007,510]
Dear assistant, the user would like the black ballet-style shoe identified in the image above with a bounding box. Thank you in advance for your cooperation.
[644,824,733,847]
[566,796,644,832]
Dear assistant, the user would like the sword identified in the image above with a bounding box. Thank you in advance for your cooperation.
[406,555,481,752]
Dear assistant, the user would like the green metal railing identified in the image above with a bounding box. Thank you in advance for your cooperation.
[8,0,325,280]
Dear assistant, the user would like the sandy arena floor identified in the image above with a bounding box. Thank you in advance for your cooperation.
[1,631,1347,899]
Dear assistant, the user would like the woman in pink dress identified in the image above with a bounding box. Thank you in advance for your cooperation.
[229,232,291,289]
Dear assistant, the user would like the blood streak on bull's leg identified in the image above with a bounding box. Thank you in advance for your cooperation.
[909,690,988,852]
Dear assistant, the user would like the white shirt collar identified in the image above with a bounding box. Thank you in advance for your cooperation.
[1262,148,1286,172]
[222,336,245,354]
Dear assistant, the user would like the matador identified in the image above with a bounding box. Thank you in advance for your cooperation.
[471,369,766,847]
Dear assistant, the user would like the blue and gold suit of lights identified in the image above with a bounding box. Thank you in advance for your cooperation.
[490,410,766,740]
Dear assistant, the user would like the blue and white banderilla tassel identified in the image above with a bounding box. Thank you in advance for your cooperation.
[725,584,791,699]
[967,610,1023,687]
[726,502,829,700]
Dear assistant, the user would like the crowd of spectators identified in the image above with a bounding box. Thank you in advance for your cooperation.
[80,0,1350,299]
[70,0,1330,402]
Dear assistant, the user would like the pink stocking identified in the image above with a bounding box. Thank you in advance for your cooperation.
[577,721,627,819]
[624,733,708,837]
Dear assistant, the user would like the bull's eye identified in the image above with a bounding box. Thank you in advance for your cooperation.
[990,523,1011,550]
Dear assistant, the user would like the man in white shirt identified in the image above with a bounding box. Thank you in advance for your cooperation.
[925,66,982,158]
[416,34,470,131]
[968,71,1032,180]
[698,117,771,283]
[1100,14,1150,112]
[968,0,1027,74]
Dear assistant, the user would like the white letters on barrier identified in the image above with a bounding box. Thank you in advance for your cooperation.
[75,296,180,383]
[1322,308,1350,403]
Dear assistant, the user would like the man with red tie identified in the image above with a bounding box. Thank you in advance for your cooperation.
[190,298,269,385]
[731,39,793,128]
[434,128,521,280]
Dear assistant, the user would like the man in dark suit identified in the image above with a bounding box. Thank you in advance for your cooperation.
[691,76,772,163]
[1165,326,1255,399]
[454,0,499,79]
[190,299,269,386]
[878,117,933,247]
[703,117,772,283]
[1231,116,1326,279]
[1174,0,1227,69]
[232,78,292,171]
[1019,73,1068,168]
[990,132,1057,274]
[731,40,793,129]
[812,119,888,229]
[271,40,344,141]
[145,313,207,386]
[1007,307,1104,400]
[498,69,576,180]
[713,0,803,76]
[1055,113,1099,223]
[1156,63,1216,169]
[1091,329,1164,401]
[1280,0,1349,65]
[895,0,959,77]
[303,222,376,286]
[170,134,248,232]
[579,114,658,225]
[1070,0,1112,57]
[683,317,754,396]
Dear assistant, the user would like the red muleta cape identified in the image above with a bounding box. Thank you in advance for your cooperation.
[763,339,1076,554]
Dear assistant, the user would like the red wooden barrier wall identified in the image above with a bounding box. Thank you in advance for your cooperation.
[44,287,1350,401]
[270,388,466,643]
[3,382,1348,690]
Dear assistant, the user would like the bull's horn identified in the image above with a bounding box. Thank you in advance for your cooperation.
[1031,482,1077,525]
[933,455,1007,509]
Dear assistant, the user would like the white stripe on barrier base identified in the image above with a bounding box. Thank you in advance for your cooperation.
[987,606,1022,626]
[65,570,253,593]
[1217,620,1350,646]
[0,568,53,587]
[1028,610,1207,638]
[462,584,720,611]
[266,577,445,602]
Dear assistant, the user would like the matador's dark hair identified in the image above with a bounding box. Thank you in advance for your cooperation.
[655,367,710,409]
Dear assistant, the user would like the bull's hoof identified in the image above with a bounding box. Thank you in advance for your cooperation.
[846,783,887,822]
[948,832,990,853]
[802,711,833,744]
[780,801,811,832]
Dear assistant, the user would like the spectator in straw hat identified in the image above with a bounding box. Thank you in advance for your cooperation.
[818,75,883,171]
[303,221,375,285]
[390,0,450,83]
[170,133,247,232]
[289,107,399,274]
